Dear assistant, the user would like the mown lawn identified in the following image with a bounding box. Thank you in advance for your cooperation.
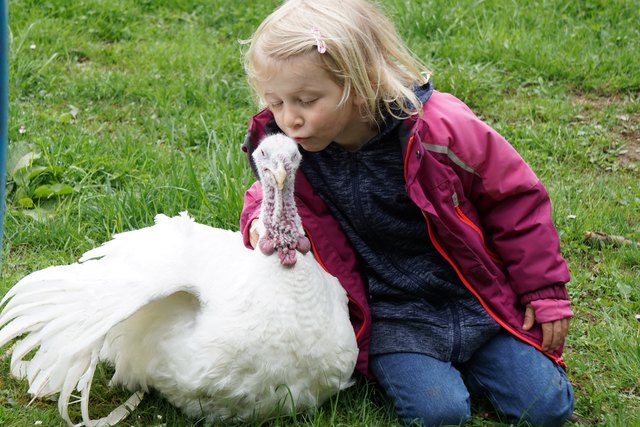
[1,0,639,426]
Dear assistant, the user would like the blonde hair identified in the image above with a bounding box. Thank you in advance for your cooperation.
[243,0,430,126]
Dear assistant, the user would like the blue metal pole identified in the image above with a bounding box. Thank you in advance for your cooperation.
[0,0,8,266]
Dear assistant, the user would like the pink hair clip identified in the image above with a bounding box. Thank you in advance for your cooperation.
[311,28,327,54]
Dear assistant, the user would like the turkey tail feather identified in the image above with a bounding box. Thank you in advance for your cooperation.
[0,213,208,426]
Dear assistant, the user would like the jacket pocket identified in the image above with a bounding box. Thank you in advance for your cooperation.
[451,191,502,264]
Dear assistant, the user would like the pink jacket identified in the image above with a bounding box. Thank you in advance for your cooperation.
[240,90,571,376]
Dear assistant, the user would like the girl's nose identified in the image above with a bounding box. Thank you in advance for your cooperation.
[283,105,303,129]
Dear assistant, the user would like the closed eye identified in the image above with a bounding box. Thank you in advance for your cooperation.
[299,98,317,106]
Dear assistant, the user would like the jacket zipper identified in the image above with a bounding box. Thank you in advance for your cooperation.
[452,195,502,264]
[450,303,462,362]
[347,154,370,343]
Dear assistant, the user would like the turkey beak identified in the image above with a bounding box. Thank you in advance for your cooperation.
[272,162,287,190]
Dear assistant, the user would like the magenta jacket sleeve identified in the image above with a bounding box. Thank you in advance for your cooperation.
[465,118,570,304]
[240,181,262,249]
[473,178,571,304]
[424,92,570,305]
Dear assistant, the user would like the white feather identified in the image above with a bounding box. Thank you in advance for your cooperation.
[0,211,358,425]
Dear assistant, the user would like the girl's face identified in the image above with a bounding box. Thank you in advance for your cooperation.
[256,53,375,152]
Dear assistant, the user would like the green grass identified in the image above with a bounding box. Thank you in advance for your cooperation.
[1,0,639,425]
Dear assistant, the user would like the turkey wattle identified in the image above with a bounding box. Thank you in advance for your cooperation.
[0,134,358,426]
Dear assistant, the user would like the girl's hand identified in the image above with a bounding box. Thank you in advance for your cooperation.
[249,219,260,248]
[522,304,570,352]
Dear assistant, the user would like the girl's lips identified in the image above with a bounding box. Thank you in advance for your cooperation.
[294,137,309,143]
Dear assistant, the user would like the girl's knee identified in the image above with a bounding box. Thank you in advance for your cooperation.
[512,375,574,427]
[397,387,471,426]
[370,353,471,426]
[526,390,574,426]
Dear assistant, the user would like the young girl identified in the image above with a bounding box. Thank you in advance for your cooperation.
[239,0,575,425]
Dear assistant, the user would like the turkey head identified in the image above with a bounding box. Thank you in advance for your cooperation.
[252,134,310,266]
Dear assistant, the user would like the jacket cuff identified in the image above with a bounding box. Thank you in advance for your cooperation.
[529,299,573,323]
[519,284,569,305]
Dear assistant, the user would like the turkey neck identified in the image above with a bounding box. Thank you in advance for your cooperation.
[261,173,301,250]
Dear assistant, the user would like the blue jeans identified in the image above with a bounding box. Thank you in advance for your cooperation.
[370,331,574,427]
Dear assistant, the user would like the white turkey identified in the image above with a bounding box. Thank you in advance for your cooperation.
[0,134,358,426]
